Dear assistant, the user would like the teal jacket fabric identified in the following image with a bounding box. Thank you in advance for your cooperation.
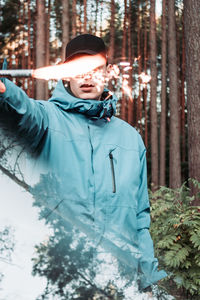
[0,78,167,290]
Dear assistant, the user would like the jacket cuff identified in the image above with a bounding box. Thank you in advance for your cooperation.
[142,286,152,293]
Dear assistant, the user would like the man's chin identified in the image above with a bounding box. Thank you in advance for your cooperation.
[79,92,101,100]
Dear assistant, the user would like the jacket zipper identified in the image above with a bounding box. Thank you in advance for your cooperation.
[109,152,116,193]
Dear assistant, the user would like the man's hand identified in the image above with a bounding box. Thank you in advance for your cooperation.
[143,286,153,298]
[146,291,153,298]
[0,81,6,93]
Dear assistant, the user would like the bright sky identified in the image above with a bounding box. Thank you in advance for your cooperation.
[0,174,50,300]
[156,0,162,16]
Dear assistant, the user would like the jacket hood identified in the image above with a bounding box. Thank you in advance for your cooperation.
[48,80,118,120]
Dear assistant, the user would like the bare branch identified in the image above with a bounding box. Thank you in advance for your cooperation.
[0,164,30,192]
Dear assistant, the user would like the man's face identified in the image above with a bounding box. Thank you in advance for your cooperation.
[69,64,108,100]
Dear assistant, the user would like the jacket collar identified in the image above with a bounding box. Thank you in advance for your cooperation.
[48,80,118,120]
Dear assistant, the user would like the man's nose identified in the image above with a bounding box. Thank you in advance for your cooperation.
[84,73,92,80]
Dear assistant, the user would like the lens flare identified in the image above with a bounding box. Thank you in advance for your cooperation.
[134,55,141,62]
[107,64,120,79]
[32,54,107,80]
[139,72,151,85]
[1,56,151,102]
[119,61,130,67]
[124,66,132,72]
[122,78,132,100]
[118,62,132,99]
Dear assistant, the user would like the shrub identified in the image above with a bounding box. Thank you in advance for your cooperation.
[149,180,200,299]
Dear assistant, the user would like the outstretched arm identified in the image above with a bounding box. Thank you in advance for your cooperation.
[0,79,48,151]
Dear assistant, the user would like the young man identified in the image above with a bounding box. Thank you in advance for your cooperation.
[0,34,166,297]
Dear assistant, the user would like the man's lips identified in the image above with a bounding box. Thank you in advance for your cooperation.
[80,84,94,92]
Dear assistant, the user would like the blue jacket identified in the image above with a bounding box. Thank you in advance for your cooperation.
[0,78,167,290]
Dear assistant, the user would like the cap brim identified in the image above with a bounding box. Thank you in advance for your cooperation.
[64,50,98,62]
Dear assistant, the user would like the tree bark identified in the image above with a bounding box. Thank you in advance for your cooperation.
[184,0,200,204]
[108,0,115,91]
[137,1,142,133]
[83,0,87,33]
[99,0,103,37]
[61,0,69,61]
[122,0,127,61]
[168,0,181,188]
[46,0,51,66]
[150,0,158,189]
[159,0,167,186]
[72,0,77,37]
[94,0,98,33]
[109,0,115,64]
[127,0,133,125]
[27,0,33,98]
[181,16,186,169]
[121,0,127,121]
[36,0,47,100]
[143,1,148,147]
[44,0,51,98]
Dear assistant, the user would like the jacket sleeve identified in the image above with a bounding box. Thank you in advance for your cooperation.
[137,143,167,290]
[0,78,48,151]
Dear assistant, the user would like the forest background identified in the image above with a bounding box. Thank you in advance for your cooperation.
[0,0,200,299]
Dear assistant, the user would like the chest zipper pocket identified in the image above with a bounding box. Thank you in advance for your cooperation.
[109,152,116,193]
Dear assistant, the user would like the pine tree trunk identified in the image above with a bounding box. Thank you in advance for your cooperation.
[122,0,127,61]
[168,0,181,188]
[27,0,33,97]
[36,0,47,100]
[61,0,69,61]
[109,0,115,64]
[184,0,200,204]
[159,0,167,186]
[99,0,103,37]
[181,17,186,172]
[127,0,133,125]
[21,2,26,91]
[150,0,158,189]
[137,1,142,132]
[84,0,87,33]
[94,0,99,34]
[121,0,127,121]
[108,0,115,91]
[72,0,77,37]
[143,0,148,146]
[46,0,51,66]
[44,0,51,98]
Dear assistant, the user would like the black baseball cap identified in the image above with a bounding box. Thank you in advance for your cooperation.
[65,34,107,62]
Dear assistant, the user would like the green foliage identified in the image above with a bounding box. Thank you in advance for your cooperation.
[149,181,200,298]
[0,0,21,48]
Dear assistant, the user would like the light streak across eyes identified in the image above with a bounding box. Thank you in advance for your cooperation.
[33,54,107,80]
